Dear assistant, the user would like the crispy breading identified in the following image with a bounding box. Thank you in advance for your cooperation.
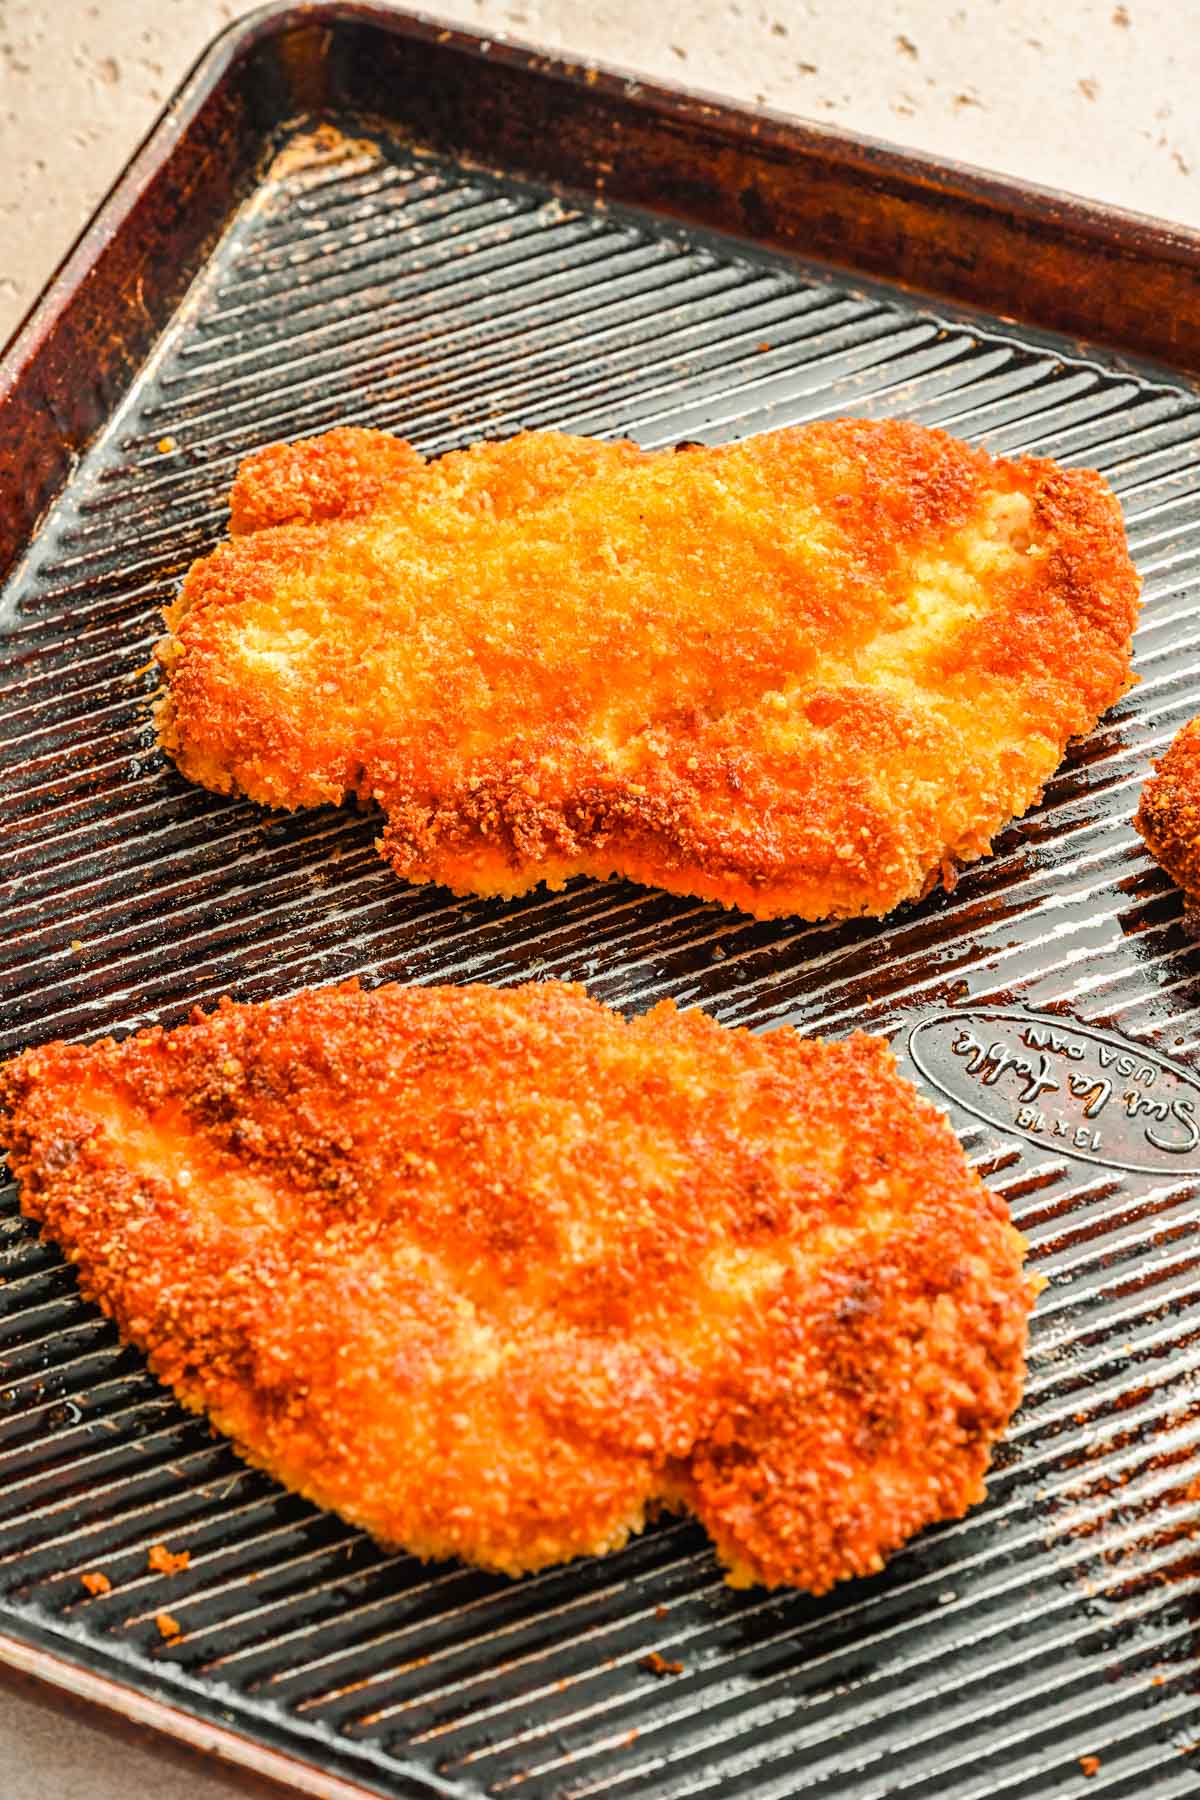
[155,420,1139,920]
[1135,715,1200,902]
[0,981,1039,1591]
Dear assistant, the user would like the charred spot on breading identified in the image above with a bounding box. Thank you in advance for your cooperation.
[155,420,1139,920]
[0,979,1040,1592]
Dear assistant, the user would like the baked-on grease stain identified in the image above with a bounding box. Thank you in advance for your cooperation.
[909,1011,1200,1174]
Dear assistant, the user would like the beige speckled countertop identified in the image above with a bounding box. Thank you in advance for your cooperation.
[0,0,1197,1794]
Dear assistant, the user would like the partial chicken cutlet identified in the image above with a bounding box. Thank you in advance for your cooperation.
[0,980,1040,1591]
[1136,715,1200,905]
[155,419,1139,920]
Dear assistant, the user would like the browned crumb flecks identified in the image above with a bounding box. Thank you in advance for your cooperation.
[80,1571,111,1596]
[1135,715,1200,903]
[155,1611,182,1640]
[147,1543,190,1575]
[641,1652,685,1676]
[154,420,1139,922]
[0,980,1041,1593]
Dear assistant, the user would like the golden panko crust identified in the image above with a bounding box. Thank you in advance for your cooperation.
[0,980,1040,1591]
[1135,715,1200,903]
[154,420,1139,921]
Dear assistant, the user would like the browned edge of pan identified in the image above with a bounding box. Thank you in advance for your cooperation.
[2,0,1200,599]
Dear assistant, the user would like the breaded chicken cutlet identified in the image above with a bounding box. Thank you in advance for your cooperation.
[155,420,1140,921]
[1136,715,1200,907]
[0,980,1039,1592]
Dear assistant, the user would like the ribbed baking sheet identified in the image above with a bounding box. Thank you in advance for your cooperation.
[2,118,1199,1799]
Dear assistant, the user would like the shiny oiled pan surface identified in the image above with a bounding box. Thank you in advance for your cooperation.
[1,29,1199,1800]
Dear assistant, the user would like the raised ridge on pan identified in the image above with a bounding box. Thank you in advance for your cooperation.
[1,106,1199,1800]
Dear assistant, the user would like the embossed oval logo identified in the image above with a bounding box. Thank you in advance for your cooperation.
[908,1011,1200,1175]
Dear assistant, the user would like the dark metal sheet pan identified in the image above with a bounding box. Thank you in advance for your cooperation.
[1,5,1198,1795]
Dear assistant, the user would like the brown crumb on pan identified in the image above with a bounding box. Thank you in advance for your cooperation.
[80,1571,111,1596]
[157,437,177,455]
[148,1543,190,1575]
[1112,4,1131,23]
[641,1652,684,1677]
[1079,1755,1101,1778]
[155,1611,183,1640]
